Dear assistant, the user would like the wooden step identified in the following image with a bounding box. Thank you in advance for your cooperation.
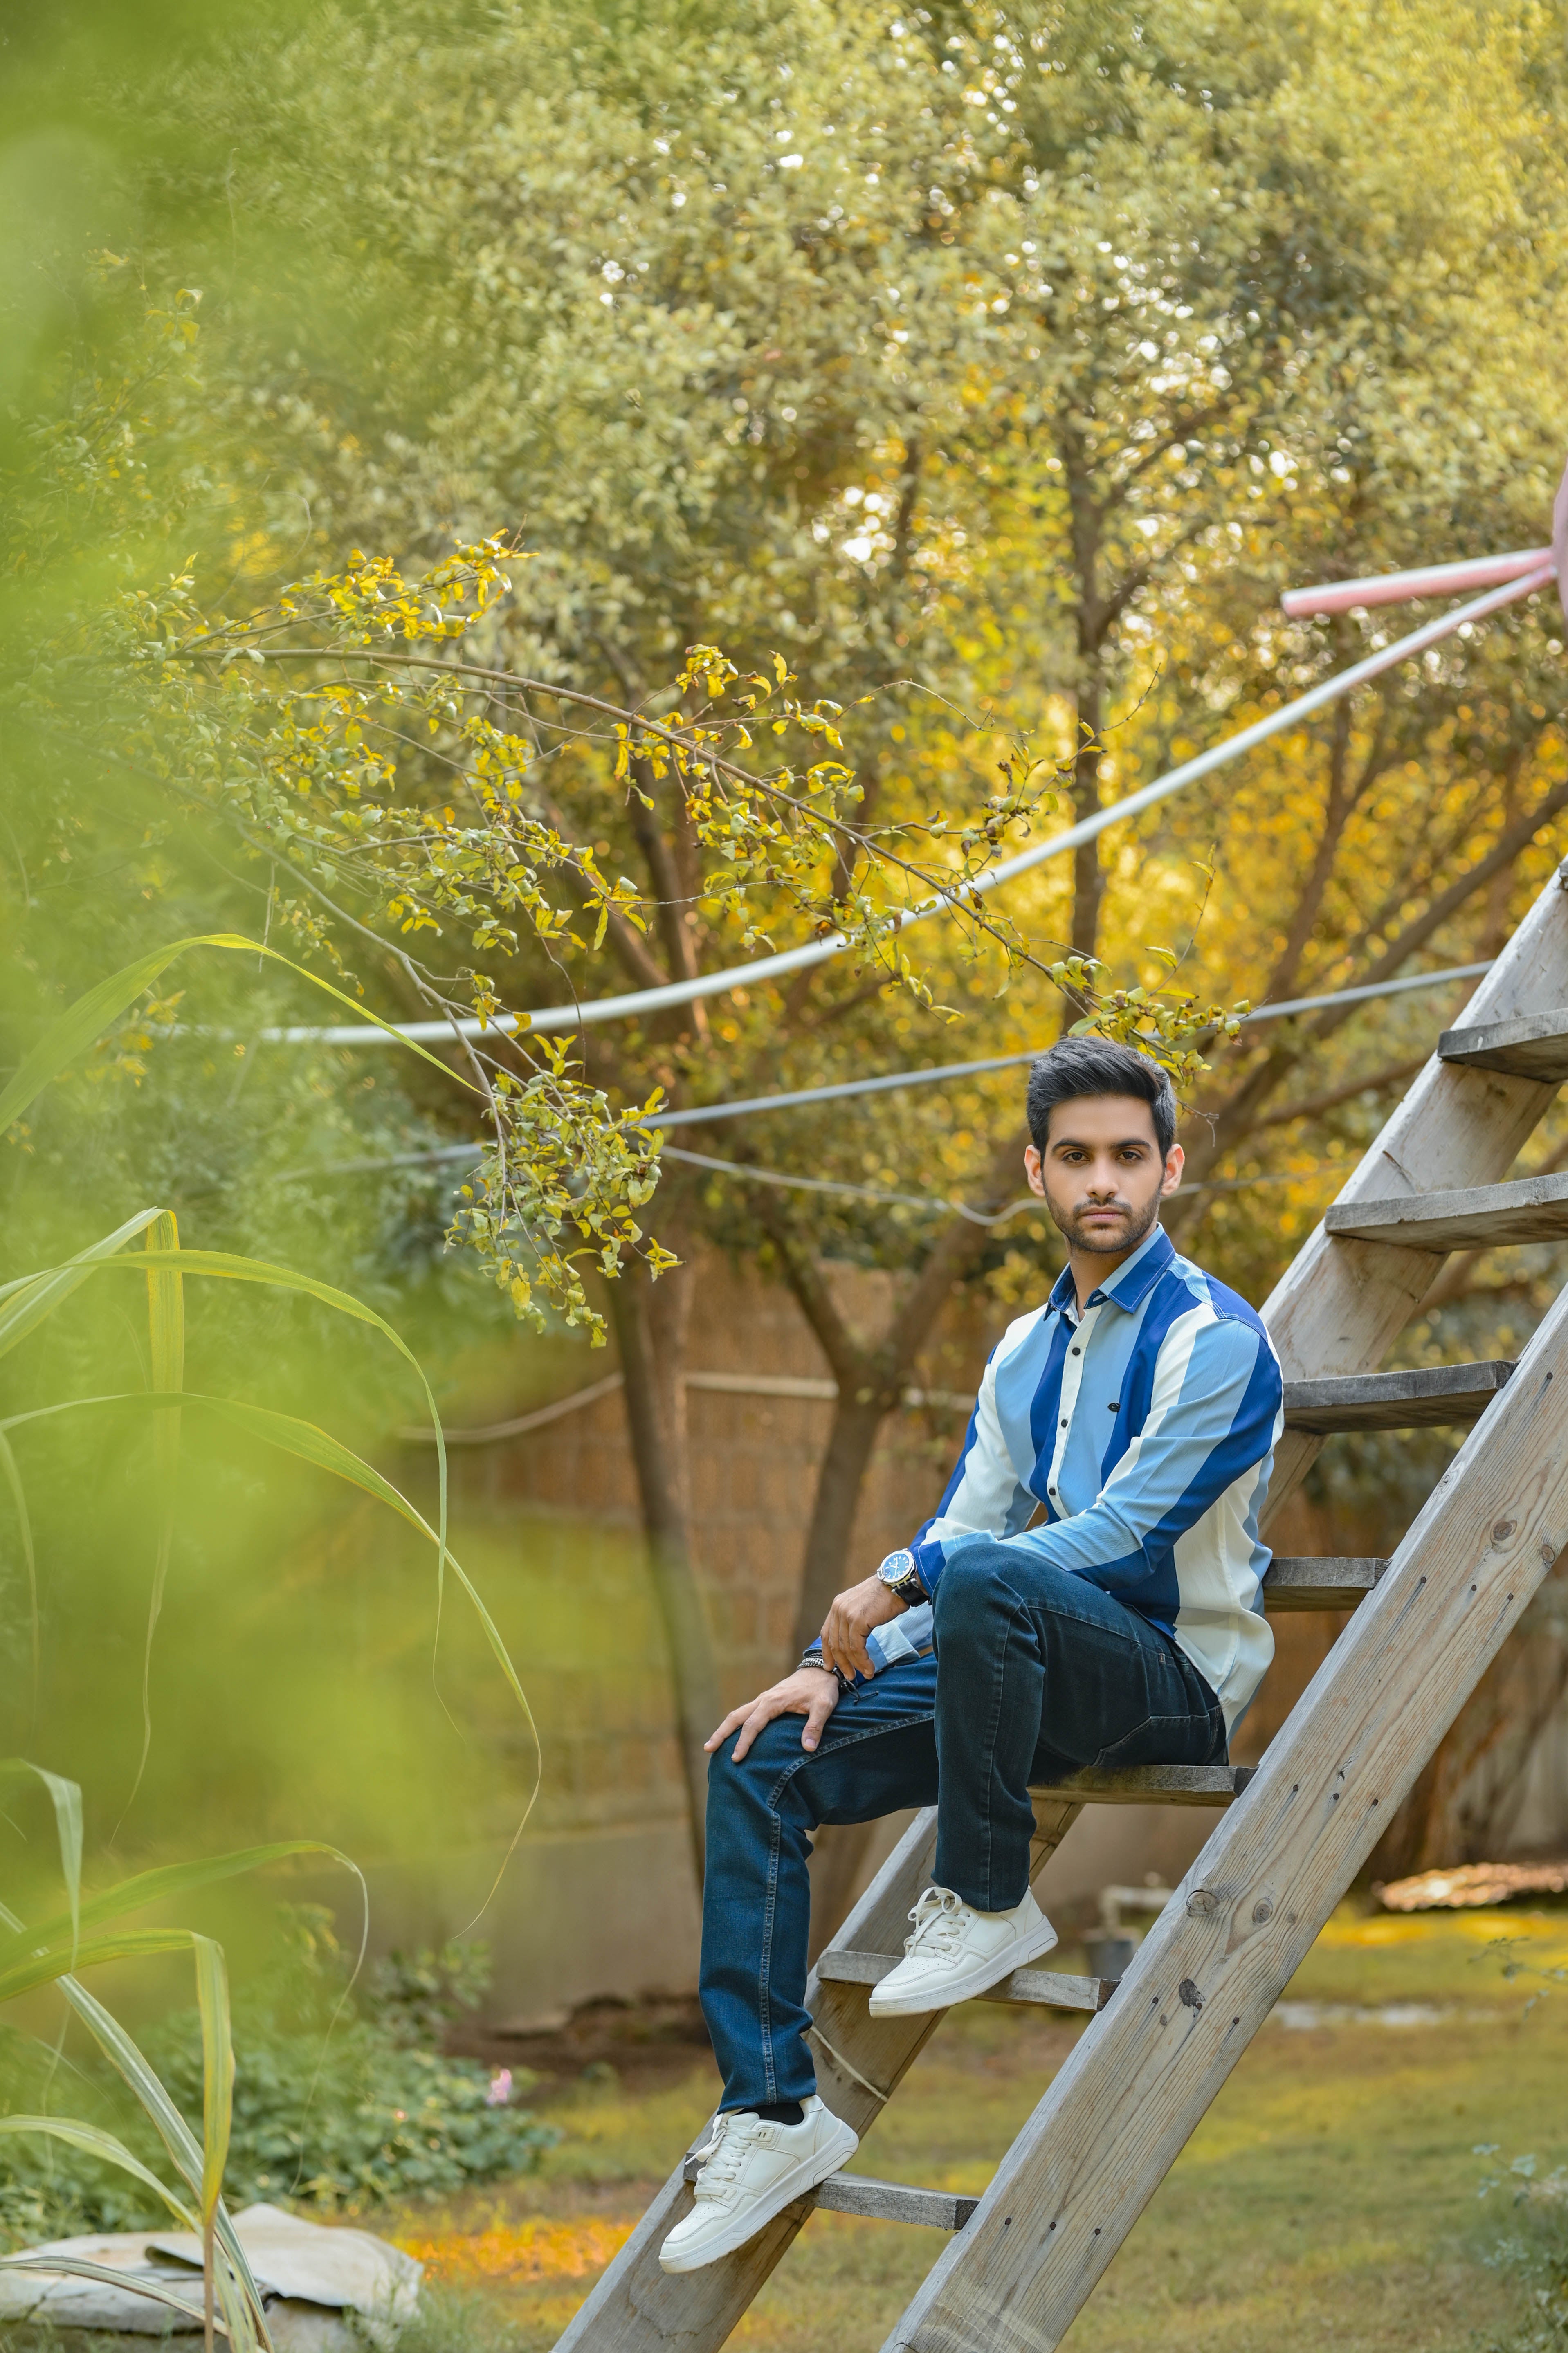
[1325,1173,1568,1252]
[1440,1008,1568,1082]
[1263,1556,1388,1608]
[680,2151,977,2230]
[1030,1762,1253,1807]
[814,1946,1113,2015]
[1282,1362,1514,1431]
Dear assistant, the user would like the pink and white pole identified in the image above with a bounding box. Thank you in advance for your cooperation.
[1283,452,1567,625]
[1282,546,1553,617]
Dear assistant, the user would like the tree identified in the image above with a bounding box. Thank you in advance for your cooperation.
[34,0,1568,1896]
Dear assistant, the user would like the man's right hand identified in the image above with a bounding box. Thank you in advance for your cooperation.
[705,1665,840,1763]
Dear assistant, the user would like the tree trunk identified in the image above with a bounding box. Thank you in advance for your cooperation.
[768,1131,1032,1948]
[607,1254,721,1891]
[790,1392,902,1659]
[1069,667,1104,962]
[1367,1558,1568,1883]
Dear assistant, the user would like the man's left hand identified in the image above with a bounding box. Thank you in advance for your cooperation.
[820,1574,908,1680]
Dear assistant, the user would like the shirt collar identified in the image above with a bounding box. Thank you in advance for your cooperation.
[1047,1222,1174,1320]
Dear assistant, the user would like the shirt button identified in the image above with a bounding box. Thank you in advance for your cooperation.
[1071,1345,1081,1356]
[1060,1417,1067,1428]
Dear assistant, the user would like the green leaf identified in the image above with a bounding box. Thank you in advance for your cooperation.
[0,1839,361,1967]
[0,1760,82,1956]
[0,2254,209,2335]
[0,1926,195,2005]
[131,1213,185,1816]
[0,2117,195,2228]
[0,1207,164,1366]
[192,1934,234,2224]
[0,933,474,1138]
[0,1433,39,1716]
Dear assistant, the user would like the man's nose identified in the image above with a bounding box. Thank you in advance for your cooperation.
[1083,1163,1122,1197]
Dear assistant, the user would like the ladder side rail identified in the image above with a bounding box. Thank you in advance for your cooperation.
[1259,859,1568,1525]
[885,1266,1568,2352]
[553,1800,1082,2349]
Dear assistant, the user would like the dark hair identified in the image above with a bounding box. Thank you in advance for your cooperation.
[1026,1037,1177,1160]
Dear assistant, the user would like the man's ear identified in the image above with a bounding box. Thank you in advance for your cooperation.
[1160,1142,1185,1198]
[1023,1142,1046,1198]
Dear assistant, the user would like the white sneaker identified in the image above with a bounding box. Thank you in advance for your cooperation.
[658,2095,859,2273]
[868,1883,1058,2016]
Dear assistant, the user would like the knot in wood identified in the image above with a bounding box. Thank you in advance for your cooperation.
[1251,1897,1274,1924]
[1178,1979,1204,2011]
[1185,1888,1218,1918]
[1492,1519,1517,1546]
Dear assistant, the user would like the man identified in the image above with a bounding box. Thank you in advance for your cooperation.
[659,1037,1283,2274]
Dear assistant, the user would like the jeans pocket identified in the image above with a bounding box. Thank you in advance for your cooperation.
[1092,1712,1216,1770]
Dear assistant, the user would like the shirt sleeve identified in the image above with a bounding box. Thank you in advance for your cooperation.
[910,1348,1039,1597]
[1004,1309,1281,1592]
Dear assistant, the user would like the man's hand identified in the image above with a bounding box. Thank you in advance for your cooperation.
[820,1573,908,1680]
[705,1666,841,1763]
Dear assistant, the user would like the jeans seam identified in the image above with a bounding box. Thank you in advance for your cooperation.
[745,1703,934,2106]
[760,1709,935,1814]
[757,1802,782,2104]
[976,1610,1017,1913]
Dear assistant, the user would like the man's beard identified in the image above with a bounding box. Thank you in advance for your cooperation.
[1046,1188,1161,1257]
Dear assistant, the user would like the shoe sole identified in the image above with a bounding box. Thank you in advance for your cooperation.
[869,1917,1060,2016]
[658,2122,860,2273]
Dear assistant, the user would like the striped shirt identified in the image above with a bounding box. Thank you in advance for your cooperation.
[865,1222,1283,1730]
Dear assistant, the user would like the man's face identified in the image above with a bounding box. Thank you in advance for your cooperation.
[1023,1093,1184,1257]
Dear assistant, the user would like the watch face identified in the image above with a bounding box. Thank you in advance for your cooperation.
[880,1549,915,1584]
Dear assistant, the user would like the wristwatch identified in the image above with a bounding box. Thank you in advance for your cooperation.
[876,1547,927,1606]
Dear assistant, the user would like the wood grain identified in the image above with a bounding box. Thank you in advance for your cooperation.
[676,2157,980,2232]
[814,1947,1107,2015]
[885,1261,1568,2352]
[1325,1171,1568,1252]
[1259,860,1568,1525]
[1282,1361,1514,1431]
[1262,1557,1386,1610]
[1440,1007,1568,1081]
[551,1798,1083,2347]
[1031,1763,1251,1807]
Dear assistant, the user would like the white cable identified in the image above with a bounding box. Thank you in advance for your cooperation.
[272,956,1492,1169]
[254,566,1552,1048]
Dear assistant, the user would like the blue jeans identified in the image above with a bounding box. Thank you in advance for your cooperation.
[699,1541,1226,2111]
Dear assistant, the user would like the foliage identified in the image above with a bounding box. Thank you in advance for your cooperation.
[0,1909,555,2232]
[1473,2187,1568,2352]
[366,1937,493,2052]
[0,1761,335,2349]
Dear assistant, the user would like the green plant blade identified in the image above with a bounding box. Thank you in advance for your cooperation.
[192,1934,234,2222]
[0,2254,214,2335]
[0,933,476,1137]
[0,2117,195,2227]
[0,1433,38,1715]
[12,1242,453,1714]
[0,1926,196,2004]
[128,1212,185,1821]
[0,1207,164,1365]
[0,1395,532,1900]
[0,1839,362,1968]
[0,1760,82,1954]
[0,1903,274,2328]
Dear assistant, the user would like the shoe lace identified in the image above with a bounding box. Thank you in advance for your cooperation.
[692,2113,757,2198]
[903,1884,967,1959]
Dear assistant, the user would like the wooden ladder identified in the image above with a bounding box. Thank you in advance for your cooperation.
[556,858,1568,2353]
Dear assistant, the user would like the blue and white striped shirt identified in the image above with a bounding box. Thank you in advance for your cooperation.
[865,1223,1283,1730]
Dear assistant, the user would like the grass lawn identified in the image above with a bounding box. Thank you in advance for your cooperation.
[385,1905,1568,2353]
